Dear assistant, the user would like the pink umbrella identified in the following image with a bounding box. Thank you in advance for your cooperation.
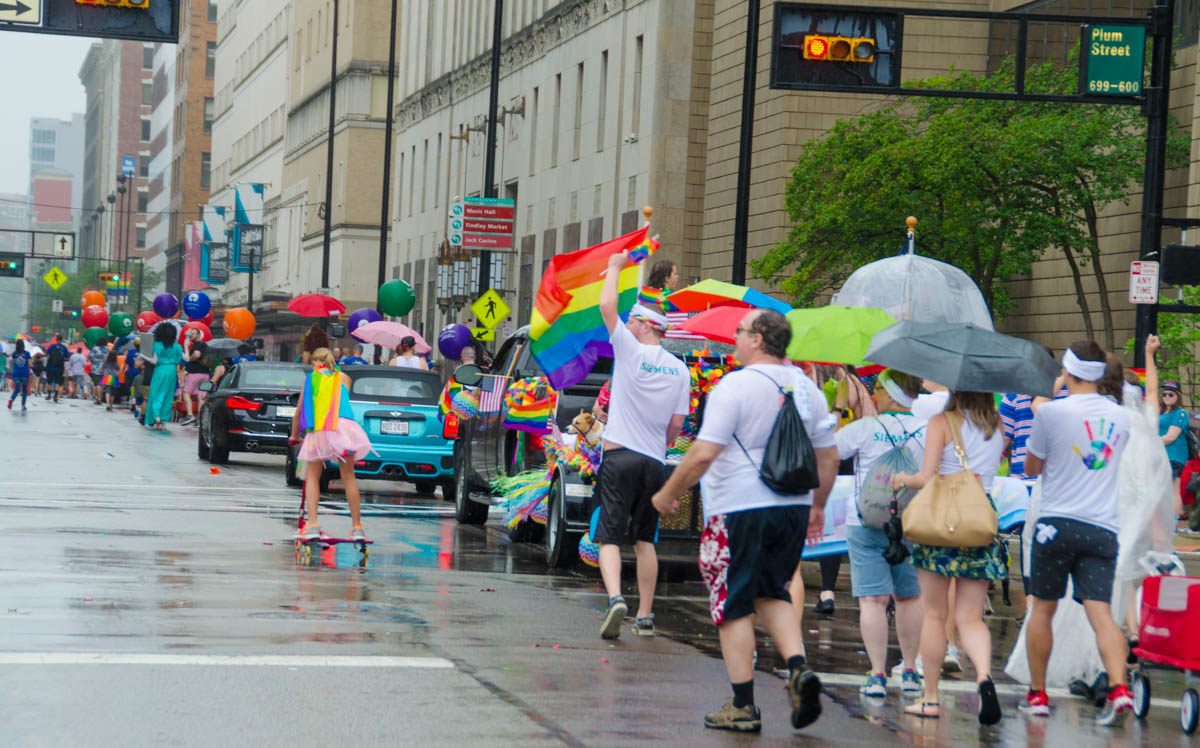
[351,321,431,354]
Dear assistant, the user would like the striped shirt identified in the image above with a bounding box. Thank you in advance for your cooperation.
[1000,393,1034,478]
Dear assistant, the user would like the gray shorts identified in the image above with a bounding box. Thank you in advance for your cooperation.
[846,524,920,599]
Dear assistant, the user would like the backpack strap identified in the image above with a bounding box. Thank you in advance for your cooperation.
[731,367,792,470]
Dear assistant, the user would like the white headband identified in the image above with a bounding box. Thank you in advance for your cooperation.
[629,303,669,330]
[879,373,914,409]
[1063,349,1106,382]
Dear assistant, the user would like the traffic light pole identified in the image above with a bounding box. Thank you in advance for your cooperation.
[320,0,339,291]
[478,0,502,297]
[1134,0,1173,369]
[377,0,398,311]
[731,0,760,286]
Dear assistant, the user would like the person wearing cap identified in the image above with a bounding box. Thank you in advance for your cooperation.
[594,252,691,642]
[1158,380,1190,519]
[1021,340,1134,726]
[391,336,427,370]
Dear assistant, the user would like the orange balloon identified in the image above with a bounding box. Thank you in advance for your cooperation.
[222,307,256,340]
[81,291,105,309]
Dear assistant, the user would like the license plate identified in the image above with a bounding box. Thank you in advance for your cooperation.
[381,420,409,435]
[276,406,296,418]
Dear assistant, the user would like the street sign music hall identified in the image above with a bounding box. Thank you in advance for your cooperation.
[1080,24,1145,96]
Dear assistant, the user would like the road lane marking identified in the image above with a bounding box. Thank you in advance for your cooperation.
[814,671,1179,709]
[0,653,453,668]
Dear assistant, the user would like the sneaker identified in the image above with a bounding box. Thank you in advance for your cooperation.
[600,596,626,640]
[814,597,835,616]
[294,523,321,541]
[901,668,922,696]
[1020,689,1050,717]
[350,525,366,542]
[1095,684,1133,727]
[943,644,962,673]
[893,657,924,678]
[181,415,196,425]
[703,698,761,732]
[633,614,655,636]
[6,400,10,410]
[787,668,823,729]
[859,672,887,698]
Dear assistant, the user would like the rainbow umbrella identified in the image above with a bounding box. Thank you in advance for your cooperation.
[663,279,791,315]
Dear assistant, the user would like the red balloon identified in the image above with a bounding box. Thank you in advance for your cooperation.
[81,305,109,330]
[196,310,214,328]
[222,308,256,340]
[179,321,213,345]
[135,311,161,333]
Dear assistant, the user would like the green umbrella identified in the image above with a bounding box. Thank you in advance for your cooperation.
[785,306,896,366]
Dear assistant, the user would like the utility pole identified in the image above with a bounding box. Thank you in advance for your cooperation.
[321,0,340,291]
[1134,0,1174,369]
[478,0,502,296]
[731,0,760,286]
[378,0,398,312]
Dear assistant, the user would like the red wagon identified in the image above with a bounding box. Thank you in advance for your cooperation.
[1130,575,1200,734]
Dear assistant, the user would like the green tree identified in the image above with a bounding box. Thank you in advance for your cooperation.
[755,51,1189,347]
[1126,286,1200,409]
[24,258,163,340]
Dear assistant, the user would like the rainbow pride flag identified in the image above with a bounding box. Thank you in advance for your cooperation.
[627,235,660,265]
[530,226,650,390]
[503,398,554,434]
[298,368,351,432]
[440,380,463,416]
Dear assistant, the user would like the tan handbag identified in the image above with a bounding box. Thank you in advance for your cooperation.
[902,412,998,548]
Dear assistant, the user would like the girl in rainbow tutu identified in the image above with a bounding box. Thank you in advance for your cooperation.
[289,348,373,541]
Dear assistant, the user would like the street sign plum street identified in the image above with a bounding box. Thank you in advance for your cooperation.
[1080,24,1145,96]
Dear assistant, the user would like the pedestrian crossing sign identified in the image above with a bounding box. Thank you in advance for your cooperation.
[43,267,68,290]
[470,289,509,330]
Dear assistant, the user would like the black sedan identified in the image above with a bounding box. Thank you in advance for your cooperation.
[197,362,310,465]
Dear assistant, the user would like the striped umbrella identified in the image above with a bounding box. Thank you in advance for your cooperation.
[663,279,791,315]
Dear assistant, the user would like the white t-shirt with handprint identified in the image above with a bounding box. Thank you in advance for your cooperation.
[1027,393,1130,532]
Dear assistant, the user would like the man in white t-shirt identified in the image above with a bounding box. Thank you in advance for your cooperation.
[594,250,691,642]
[835,369,927,700]
[1023,340,1133,726]
[651,308,839,734]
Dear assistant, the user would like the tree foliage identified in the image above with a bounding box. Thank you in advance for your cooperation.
[754,49,1189,345]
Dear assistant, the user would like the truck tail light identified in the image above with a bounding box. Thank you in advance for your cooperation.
[443,413,459,439]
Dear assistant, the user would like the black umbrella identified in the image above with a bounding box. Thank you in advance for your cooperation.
[206,338,244,357]
[864,321,1059,397]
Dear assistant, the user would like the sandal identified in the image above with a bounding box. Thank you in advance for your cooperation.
[904,701,940,718]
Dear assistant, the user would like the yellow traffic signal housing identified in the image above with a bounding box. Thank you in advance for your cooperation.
[802,35,875,63]
[75,0,150,8]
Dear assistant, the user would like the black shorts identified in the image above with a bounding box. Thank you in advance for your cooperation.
[699,505,811,625]
[592,448,665,545]
[1029,516,1118,603]
[45,370,63,386]
[1171,461,1186,479]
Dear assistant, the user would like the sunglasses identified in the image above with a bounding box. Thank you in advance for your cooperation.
[735,326,758,336]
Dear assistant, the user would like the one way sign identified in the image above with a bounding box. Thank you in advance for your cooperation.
[53,234,74,259]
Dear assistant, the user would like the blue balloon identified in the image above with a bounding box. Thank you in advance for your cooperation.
[182,291,211,320]
[153,293,179,319]
[438,323,474,360]
[348,307,383,334]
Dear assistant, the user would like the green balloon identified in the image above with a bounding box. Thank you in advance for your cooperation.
[378,279,416,317]
[83,327,107,347]
[107,312,134,336]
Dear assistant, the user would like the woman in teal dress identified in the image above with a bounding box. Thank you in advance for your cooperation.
[139,323,183,430]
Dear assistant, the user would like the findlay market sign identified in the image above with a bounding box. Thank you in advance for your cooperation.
[1080,24,1146,96]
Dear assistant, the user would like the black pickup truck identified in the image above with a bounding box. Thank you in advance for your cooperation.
[452,325,611,566]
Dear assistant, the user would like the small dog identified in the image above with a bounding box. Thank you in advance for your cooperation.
[567,410,605,447]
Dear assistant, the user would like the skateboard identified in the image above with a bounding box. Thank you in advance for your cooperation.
[293,533,372,563]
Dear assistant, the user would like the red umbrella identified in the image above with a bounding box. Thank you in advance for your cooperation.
[287,293,346,317]
[674,306,753,346]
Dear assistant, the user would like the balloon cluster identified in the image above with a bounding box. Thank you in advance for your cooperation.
[503,376,556,412]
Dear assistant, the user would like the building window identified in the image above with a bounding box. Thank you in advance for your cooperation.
[136,227,147,249]
[597,51,608,152]
[141,119,151,141]
[31,147,54,162]
[32,129,55,144]
[142,83,153,106]
[139,155,150,178]
[201,152,211,188]
[529,87,538,175]
[137,192,148,213]
[572,62,583,161]
[206,42,216,78]
[203,98,214,133]
[551,73,561,168]
[632,35,643,134]
[207,0,217,22]
[143,46,153,69]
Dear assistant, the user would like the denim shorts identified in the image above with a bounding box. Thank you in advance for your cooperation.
[846,524,920,599]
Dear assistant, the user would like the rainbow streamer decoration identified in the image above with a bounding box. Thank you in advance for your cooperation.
[530,226,650,391]
[627,235,661,265]
[298,367,351,432]
[504,398,553,434]
[492,470,553,528]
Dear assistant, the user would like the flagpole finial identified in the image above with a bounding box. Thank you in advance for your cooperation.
[906,216,917,231]
[643,205,653,222]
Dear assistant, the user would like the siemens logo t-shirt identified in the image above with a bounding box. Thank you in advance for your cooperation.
[602,323,690,462]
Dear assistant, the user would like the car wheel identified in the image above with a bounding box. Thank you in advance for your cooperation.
[208,421,229,465]
[454,444,487,525]
[511,517,545,544]
[414,480,437,496]
[197,416,211,461]
[284,446,302,487]
[545,476,579,568]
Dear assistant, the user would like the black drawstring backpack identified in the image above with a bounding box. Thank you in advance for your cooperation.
[733,369,820,494]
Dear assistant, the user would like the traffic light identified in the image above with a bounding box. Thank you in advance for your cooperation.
[31,326,39,333]
[98,271,122,284]
[74,0,150,8]
[0,254,24,278]
[802,35,875,63]
[61,309,80,320]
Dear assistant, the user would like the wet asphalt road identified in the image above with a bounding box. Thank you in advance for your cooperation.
[0,395,1196,746]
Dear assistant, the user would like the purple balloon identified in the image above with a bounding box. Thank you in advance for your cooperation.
[153,293,179,319]
[348,307,383,334]
[437,323,474,360]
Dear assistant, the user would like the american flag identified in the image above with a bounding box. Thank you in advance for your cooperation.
[477,374,505,414]
[665,311,706,341]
